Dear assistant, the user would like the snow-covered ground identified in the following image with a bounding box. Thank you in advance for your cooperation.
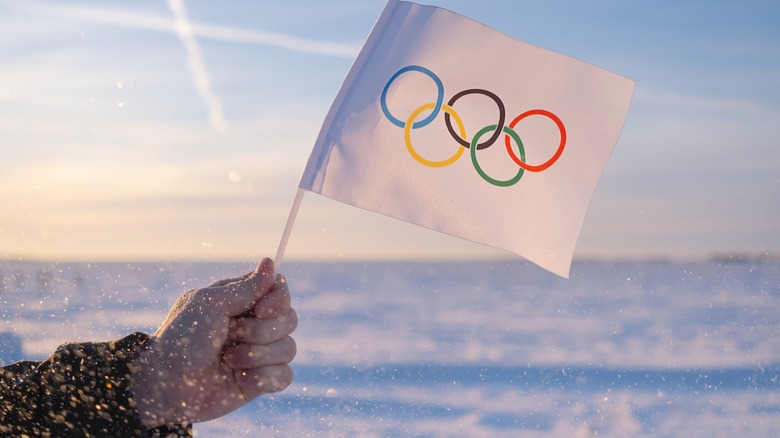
[1,259,778,436]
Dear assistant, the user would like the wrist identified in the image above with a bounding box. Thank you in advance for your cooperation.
[131,335,169,429]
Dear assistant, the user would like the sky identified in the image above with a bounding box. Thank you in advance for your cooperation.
[1,0,778,264]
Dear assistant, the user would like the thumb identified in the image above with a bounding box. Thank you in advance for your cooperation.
[210,258,276,316]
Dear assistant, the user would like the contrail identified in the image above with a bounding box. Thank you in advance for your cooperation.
[167,0,226,131]
[3,0,360,59]
[191,22,359,58]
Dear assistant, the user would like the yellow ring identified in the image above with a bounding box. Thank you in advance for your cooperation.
[403,103,466,168]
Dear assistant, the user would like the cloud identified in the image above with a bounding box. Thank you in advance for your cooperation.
[2,0,360,58]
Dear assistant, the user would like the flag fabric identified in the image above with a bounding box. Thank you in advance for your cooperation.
[298,0,634,277]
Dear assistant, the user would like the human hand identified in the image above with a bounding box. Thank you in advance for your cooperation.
[132,258,297,429]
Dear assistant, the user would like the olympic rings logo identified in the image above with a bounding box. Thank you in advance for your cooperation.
[380,65,567,187]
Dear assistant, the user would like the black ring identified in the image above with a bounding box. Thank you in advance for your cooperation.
[444,88,506,150]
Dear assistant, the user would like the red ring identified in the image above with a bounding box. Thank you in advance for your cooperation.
[504,109,566,172]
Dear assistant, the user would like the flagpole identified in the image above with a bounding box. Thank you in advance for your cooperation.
[274,187,305,274]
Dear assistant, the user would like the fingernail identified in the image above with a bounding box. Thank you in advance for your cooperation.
[256,257,273,274]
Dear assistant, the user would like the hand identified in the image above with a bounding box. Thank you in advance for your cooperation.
[132,258,298,428]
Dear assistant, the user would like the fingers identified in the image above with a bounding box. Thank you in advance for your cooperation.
[229,310,298,345]
[223,336,297,369]
[206,258,276,316]
[254,277,291,318]
[234,365,293,399]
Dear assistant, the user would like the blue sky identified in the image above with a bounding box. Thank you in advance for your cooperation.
[1,0,778,263]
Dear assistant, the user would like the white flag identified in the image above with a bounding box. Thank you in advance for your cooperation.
[299,0,634,277]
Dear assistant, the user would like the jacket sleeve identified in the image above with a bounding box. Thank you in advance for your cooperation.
[0,332,191,437]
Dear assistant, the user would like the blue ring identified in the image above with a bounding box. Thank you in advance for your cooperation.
[381,65,444,129]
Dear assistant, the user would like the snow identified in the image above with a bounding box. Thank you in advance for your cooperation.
[1,259,778,436]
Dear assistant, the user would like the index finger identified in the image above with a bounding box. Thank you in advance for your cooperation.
[254,276,291,319]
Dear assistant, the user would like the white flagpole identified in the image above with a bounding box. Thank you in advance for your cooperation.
[274,187,305,273]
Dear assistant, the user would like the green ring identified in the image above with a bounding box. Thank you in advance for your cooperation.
[470,125,525,187]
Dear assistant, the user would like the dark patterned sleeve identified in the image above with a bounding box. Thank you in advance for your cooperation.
[0,332,191,437]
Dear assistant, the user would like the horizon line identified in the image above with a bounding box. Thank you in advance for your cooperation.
[2,252,778,266]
